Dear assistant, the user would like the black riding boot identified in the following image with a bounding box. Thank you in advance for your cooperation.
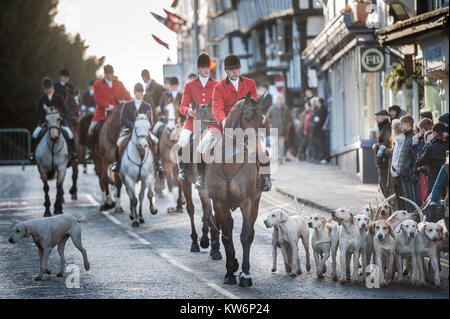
[194,162,206,189]
[178,161,187,181]
[85,136,94,161]
[62,131,78,162]
[111,146,121,173]
[155,148,164,173]
[29,138,37,162]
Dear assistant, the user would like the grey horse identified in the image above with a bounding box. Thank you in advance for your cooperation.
[36,106,69,216]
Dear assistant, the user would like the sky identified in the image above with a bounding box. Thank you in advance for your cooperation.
[54,0,179,90]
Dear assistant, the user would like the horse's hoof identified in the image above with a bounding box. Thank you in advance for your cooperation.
[151,208,158,215]
[56,272,63,277]
[210,250,222,261]
[224,274,237,285]
[43,211,51,217]
[200,237,209,249]
[232,259,239,273]
[296,269,302,275]
[85,263,90,271]
[322,265,327,274]
[290,272,297,278]
[54,211,63,215]
[44,268,51,274]
[34,276,42,281]
[132,221,139,228]
[317,272,324,279]
[332,274,338,281]
[71,194,77,200]
[115,207,124,214]
[271,268,276,273]
[100,202,115,211]
[191,241,200,252]
[306,264,311,272]
[139,218,145,224]
[239,274,253,287]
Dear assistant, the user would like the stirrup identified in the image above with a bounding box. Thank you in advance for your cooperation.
[194,175,205,190]
[156,160,164,172]
[29,153,36,163]
[111,161,120,173]
[85,149,93,161]
[178,168,186,181]
[262,176,271,192]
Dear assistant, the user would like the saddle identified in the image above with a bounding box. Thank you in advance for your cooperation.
[155,124,165,139]
[37,126,48,142]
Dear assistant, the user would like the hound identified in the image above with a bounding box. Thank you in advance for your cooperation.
[395,219,419,284]
[308,213,333,278]
[373,194,395,221]
[369,219,396,286]
[354,212,373,279]
[264,209,311,277]
[415,220,443,287]
[359,203,376,220]
[330,208,361,283]
[8,214,90,281]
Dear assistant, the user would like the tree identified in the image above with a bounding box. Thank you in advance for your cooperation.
[0,0,104,131]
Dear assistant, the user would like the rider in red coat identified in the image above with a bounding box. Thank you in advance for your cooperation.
[211,54,271,192]
[177,54,219,189]
[86,65,132,160]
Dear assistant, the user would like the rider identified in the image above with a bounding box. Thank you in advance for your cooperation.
[54,67,75,100]
[81,80,96,114]
[85,64,132,160]
[177,53,218,189]
[141,69,165,115]
[152,76,183,137]
[30,77,77,162]
[111,83,163,173]
[210,54,271,192]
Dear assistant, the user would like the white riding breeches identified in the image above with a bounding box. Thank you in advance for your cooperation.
[117,133,130,147]
[198,130,222,154]
[88,121,98,136]
[32,125,73,139]
[177,128,192,149]
[152,121,165,135]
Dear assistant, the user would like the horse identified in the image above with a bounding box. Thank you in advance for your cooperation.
[90,100,124,212]
[36,106,69,216]
[120,113,158,227]
[64,86,85,200]
[178,98,222,259]
[159,95,184,213]
[205,91,265,287]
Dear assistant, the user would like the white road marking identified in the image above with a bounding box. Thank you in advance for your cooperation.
[207,283,239,299]
[102,211,122,225]
[126,230,151,245]
[86,194,100,206]
[159,253,194,272]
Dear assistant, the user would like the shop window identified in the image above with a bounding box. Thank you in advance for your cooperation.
[361,72,377,140]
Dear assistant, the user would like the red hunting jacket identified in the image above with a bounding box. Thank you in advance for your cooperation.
[92,77,132,122]
[212,76,257,132]
[179,77,219,131]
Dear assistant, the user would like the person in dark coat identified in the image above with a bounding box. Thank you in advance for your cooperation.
[81,80,97,114]
[416,123,449,195]
[30,77,77,162]
[141,69,165,115]
[157,77,183,125]
[259,82,272,115]
[372,110,392,198]
[438,112,449,126]
[309,97,328,162]
[54,67,75,100]
[389,105,406,121]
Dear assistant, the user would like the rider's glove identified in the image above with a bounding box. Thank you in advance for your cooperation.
[377,145,386,157]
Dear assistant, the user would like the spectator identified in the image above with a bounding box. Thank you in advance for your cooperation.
[397,115,419,211]
[310,97,328,164]
[429,153,449,227]
[389,105,406,121]
[419,111,433,122]
[266,94,292,164]
[416,123,449,196]
[303,99,314,161]
[438,112,449,126]
[296,103,311,161]
[372,110,392,198]
[304,88,314,107]
[188,73,197,81]
[412,118,434,202]
[386,119,405,210]
[259,82,272,115]
[416,130,433,208]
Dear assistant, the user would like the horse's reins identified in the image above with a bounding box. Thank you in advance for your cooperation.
[126,119,151,181]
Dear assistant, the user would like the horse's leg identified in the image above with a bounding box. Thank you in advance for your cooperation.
[41,170,51,217]
[146,173,158,216]
[124,176,139,227]
[183,180,199,252]
[166,170,176,213]
[176,178,184,212]
[100,162,115,210]
[239,198,256,287]
[69,161,78,200]
[138,180,146,224]
[114,173,124,213]
[199,189,222,260]
[213,200,238,285]
[54,166,66,215]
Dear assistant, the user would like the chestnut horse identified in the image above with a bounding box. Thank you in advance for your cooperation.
[159,95,184,213]
[206,91,265,287]
[178,98,222,260]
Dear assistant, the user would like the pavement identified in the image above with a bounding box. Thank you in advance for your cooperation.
[272,160,378,212]
[0,163,448,299]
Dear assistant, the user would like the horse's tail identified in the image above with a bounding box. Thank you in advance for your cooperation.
[47,169,55,180]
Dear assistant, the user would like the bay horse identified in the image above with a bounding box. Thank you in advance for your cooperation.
[64,87,85,200]
[159,95,184,213]
[206,91,266,287]
[179,98,222,259]
[120,114,158,227]
[36,106,69,216]
[90,100,124,212]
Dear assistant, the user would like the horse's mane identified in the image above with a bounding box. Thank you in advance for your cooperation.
[224,99,245,129]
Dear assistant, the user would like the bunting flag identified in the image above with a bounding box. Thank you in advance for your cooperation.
[171,0,179,8]
[150,11,184,33]
[163,8,186,25]
[151,34,169,50]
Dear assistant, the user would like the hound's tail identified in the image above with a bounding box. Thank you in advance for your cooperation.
[75,216,86,223]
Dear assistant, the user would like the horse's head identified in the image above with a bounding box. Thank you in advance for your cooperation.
[225,91,264,131]
[133,113,151,154]
[44,105,62,142]
[65,87,81,120]
[191,98,216,132]
[163,95,180,132]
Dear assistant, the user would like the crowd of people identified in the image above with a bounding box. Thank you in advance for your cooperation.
[373,106,449,219]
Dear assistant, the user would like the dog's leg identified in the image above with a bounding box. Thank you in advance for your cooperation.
[351,250,361,283]
[396,254,404,283]
[281,246,291,274]
[301,235,311,272]
[386,252,394,285]
[376,252,386,286]
[410,254,419,285]
[322,251,330,274]
[339,247,348,283]
[36,248,51,281]
[313,250,321,278]
[429,253,441,288]
[291,242,300,277]
[57,235,69,277]
[271,231,278,272]
[417,255,426,286]
[70,230,90,271]
[345,250,351,281]
[331,242,338,281]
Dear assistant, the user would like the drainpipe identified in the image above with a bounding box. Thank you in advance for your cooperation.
[194,0,199,59]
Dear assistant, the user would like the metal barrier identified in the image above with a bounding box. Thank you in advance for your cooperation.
[0,128,31,169]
